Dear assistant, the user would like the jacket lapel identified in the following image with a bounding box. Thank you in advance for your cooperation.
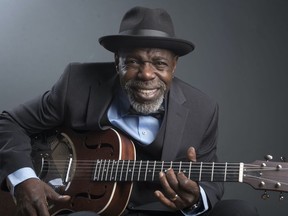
[161,80,189,161]
[85,66,118,130]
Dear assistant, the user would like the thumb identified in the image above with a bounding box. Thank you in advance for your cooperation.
[187,147,197,162]
[44,183,70,202]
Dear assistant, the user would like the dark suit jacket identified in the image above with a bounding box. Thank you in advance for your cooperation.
[0,62,223,213]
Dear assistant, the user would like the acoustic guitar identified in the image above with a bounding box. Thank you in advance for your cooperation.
[0,128,287,216]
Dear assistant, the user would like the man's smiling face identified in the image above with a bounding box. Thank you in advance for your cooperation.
[115,48,178,114]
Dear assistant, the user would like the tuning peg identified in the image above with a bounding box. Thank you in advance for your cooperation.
[279,192,284,201]
[264,155,273,161]
[280,156,286,162]
[261,191,270,200]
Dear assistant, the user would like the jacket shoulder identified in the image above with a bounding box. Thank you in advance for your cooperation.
[172,77,217,107]
[67,62,116,80]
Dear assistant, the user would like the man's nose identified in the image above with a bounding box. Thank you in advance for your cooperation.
[138,62,156,80]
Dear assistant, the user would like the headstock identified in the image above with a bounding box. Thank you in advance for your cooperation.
[243,155,288,200]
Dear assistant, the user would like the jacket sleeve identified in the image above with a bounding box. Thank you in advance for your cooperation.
[0,64,72,188]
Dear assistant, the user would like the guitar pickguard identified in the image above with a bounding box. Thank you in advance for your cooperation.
[31,129,75,193]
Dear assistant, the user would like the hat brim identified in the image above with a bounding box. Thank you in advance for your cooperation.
[99,35,195,56]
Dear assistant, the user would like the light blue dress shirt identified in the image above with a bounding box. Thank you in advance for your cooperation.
[107,88,161,145]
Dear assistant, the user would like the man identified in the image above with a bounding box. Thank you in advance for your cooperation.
[0,6,258,216]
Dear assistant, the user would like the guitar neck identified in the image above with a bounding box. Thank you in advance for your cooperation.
[93,160,244,183]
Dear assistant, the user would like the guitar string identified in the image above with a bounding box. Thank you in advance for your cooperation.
[38,159,287,171]
[37,159,287,178]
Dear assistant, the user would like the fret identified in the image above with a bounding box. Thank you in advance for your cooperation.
[224,162,227,181]
[101,160,107,181]
[161,161,164,173]
[119,160,125,181]
[97,160,103,181]
[109,160,115,181]
[164,161,172,173]
[114,160,120,181]
[105,160,111,181]
[144,161,149,181]
[125,160,130,181]
[152,161,156,181]
[188,162,192,179]
[211,162,215,181]
[137,160,143,181]
[199,162,203,181]
[131,160,136,181]
[179,161,182,173]
[93,160,100,181]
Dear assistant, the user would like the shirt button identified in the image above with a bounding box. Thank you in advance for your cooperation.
[142,131,147,135]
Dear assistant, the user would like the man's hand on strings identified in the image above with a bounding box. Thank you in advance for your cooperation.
[14,178,70,216]
[154,147,200,210]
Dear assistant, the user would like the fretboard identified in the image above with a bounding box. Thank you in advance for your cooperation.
[92,160,244,183]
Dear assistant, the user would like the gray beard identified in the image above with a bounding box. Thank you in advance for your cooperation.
[124,79,166,114]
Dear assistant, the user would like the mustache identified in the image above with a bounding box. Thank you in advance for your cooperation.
[125,79,166,90]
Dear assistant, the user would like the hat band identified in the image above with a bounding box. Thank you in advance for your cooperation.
[119,29,172,37]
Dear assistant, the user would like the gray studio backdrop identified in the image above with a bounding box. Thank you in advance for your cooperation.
[0,0,287,215]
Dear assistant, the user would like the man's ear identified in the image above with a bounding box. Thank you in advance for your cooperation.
[114,53,119,72]
[172,55,179,74]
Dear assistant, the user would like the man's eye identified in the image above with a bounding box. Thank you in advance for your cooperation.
[158,61,167,65]
[154,61,168,67]
[126,59,139,65]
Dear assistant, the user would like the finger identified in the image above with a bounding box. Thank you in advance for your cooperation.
[35,200,50,216]
[16,198,50,216]
[177,172,197,191]
[159,170,178,196]
[176,172,200,203]
[187,147,197,162]
[43,183,70,202]
[154,190,177,210]
[16,203,38,216]
[166,168,179,190]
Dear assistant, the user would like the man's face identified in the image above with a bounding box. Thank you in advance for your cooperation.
[115,48,178,114]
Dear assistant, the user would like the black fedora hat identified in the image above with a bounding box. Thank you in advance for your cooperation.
[99,6,194,56]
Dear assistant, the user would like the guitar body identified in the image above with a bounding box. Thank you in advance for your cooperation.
[0,128,136,216]
[50,128,136,216]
